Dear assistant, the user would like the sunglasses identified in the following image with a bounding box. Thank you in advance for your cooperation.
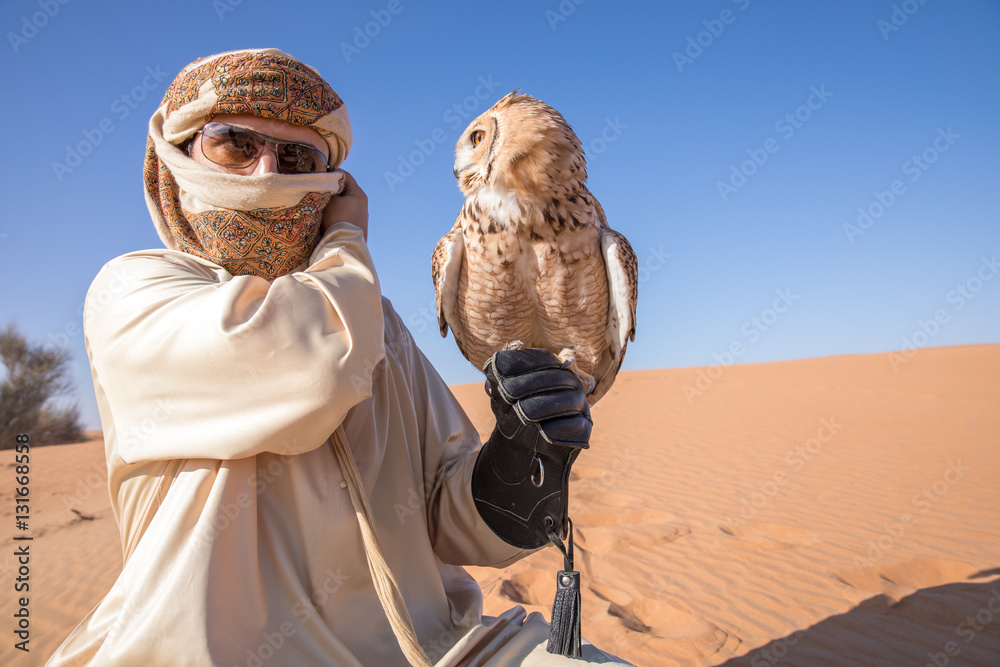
[193,122,331,175]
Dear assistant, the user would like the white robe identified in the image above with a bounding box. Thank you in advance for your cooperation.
[47,223,630,666]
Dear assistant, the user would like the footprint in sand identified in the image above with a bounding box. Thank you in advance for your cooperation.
[591,589,740,660]
[575,524,691,555]
[589,589,689,639]
[718,521,820,549]
[497,569,553,607]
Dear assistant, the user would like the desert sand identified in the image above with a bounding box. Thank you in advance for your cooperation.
[2,344,999,666]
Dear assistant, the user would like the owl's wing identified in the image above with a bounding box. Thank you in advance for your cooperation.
[583,223,638,405]
[592,192,638,355]
[431,223,467,350]
[600,225,638,360]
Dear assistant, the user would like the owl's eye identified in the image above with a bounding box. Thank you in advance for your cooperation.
[470,130,485,147]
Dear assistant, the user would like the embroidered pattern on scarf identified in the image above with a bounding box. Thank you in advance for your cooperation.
[187,191,332,278]
[163,51,343,123]
[144,50,349,280]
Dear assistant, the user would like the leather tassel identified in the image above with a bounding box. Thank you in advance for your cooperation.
[546,519,582,658]
[548,570,582,657]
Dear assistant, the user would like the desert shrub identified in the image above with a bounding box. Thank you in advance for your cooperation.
[0,323,83,448]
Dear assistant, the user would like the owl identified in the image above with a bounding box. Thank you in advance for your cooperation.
[432,92,638,404]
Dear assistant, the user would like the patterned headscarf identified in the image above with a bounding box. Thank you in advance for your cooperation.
[144,48,352,279]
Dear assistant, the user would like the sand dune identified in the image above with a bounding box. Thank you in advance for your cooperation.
[3,345,999,665]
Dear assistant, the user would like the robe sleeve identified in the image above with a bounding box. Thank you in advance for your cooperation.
[391,316,532,568]
[84,222,385,463]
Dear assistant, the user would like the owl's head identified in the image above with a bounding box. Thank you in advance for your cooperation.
[453,92,586,198]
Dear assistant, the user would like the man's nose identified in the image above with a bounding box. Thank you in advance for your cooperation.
[253,147,280,175]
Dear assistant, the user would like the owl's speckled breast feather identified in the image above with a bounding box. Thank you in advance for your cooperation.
[453,195,609,375]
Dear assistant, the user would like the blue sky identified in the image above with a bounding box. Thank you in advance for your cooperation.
[1,0,998,430]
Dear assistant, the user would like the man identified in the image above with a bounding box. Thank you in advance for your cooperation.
[48,48,629,666]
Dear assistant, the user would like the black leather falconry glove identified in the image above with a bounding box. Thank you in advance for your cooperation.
[471,348,592,550]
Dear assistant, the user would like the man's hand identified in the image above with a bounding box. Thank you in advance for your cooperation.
[322,170,369,239]
[471,348,592,550]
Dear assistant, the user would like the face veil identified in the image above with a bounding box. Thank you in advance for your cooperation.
[144,48,352,279]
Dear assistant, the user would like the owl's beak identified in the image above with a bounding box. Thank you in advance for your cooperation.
[453,166,460,179]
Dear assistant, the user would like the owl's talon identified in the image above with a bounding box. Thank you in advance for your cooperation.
[556,349,595,395]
